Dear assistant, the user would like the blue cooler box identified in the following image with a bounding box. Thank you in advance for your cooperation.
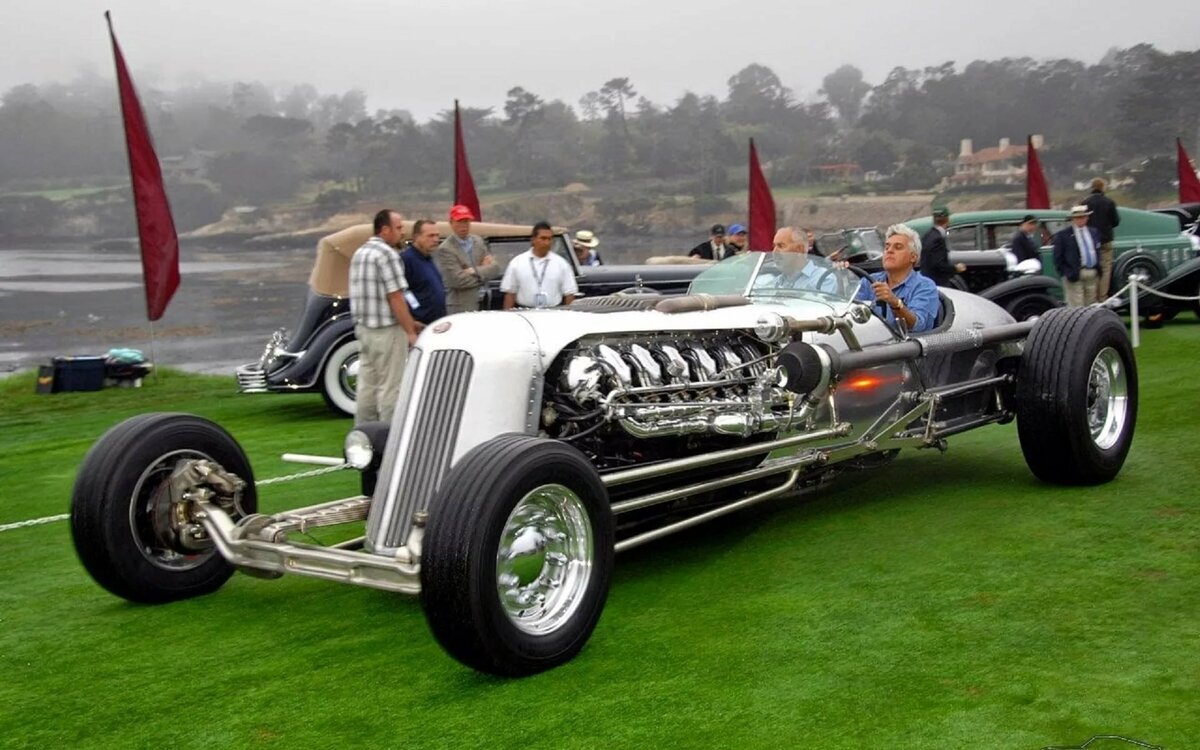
[52,356,107,392]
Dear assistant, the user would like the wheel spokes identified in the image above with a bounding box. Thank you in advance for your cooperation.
[496,484,594,635]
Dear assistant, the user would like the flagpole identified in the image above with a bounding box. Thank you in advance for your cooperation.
[1177,137,1200,203]
[453,99,460,204]
[1026,134,1050,210]
[148,320,159,380]
[747,138,776,251]
[453,99,482,220]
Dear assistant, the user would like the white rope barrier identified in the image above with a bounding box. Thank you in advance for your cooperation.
[0,514,69,533]
[0,463,351,534]
[1104,276,1200,348]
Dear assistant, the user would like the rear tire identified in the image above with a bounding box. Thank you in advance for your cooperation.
[320,337,359,417]
[421,434,614,676]
[70,413,257,603]
[1015,307,1137,485]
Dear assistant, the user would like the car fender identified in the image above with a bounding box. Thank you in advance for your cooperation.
[977,275,1061,306]
[1126,255,1200,313]
[1154,255,1200,288]
[266,316,355,391]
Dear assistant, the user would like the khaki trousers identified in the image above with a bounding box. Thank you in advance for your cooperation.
[355,324,408,424]
[1062,268,1099,307]
[1097,242,1114,301]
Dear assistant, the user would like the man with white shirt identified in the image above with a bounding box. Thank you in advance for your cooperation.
[1052,205,1102,306]
[501,221,578,309]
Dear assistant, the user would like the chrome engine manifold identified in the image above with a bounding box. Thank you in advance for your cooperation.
[550,332,802,440]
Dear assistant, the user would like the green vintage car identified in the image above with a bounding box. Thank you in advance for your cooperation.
[906,208,1197,313]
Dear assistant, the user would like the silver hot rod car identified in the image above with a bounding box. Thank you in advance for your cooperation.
[71,253,1137,676]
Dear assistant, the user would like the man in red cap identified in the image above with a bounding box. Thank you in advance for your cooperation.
[434,204,499,313]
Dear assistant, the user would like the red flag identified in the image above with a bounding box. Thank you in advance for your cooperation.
[1026,135,1050,210]
[453,100,482,221]
[106,13,179,322]
[747,139,776,252]
[1177,138,1200,203]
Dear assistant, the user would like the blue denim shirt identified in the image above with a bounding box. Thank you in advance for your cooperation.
[854,270,940,332]
[401,244,448,324]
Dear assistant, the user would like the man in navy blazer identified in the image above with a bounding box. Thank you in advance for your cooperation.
[1052,205,1102,306]
[1009,214,1042,264]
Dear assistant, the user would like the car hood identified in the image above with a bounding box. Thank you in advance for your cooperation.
[577,263,707,285]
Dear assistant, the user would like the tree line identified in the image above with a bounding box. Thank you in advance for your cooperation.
[1,44,1197,235]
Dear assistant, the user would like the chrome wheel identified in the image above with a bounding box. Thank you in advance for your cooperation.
[1087,346,1128,450]
[340,353,359,398]
[128,449,215,572]
[496,483,594,636]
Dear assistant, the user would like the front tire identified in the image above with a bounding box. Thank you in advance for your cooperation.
[420,434,614,676]
[70,413,257,603]
[320,337,359,417]
[1112,253,1165,296]
[1004,292,1059,322]
[1015,307,1137,485]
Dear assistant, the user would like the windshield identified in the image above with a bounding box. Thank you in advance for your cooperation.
[688,252,860,305]
[815,228,884,261]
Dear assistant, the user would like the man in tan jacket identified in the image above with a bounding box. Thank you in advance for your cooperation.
[434,204,500,313]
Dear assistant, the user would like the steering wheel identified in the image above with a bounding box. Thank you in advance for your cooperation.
[810,268,844,296]
[847,264,872,281]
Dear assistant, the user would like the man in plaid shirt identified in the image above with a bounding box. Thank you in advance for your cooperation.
[349,209,419,423]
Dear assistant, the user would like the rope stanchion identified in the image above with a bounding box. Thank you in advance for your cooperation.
[1102,276,1200,348]
[1130,277,1139,348]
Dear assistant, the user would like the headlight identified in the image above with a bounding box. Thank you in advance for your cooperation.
[342,422,389,471]
[343,430,374,470]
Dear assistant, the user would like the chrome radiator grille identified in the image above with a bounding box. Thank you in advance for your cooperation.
[365,349,473,552]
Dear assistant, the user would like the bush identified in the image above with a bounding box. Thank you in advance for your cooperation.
[0,195,56,236]
[692,194,733,218]
[163,181,230,231]
[315,189,357,213]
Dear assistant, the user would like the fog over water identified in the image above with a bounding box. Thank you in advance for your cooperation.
[2,0,1195,117]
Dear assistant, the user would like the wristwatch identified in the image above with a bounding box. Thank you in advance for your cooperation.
[891,299,905,312]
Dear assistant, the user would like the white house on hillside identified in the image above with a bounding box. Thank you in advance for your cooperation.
[947,136,1044,187]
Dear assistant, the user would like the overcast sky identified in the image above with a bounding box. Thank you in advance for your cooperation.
[3,0,1195,119]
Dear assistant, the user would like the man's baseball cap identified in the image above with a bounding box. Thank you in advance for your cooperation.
[449,204,476,221]
[931,205,950,219]
[728,223,747,235]
[711,224,727,235]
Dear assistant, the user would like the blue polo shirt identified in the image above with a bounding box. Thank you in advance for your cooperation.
[401,244,448,324]
[854,270,940,332]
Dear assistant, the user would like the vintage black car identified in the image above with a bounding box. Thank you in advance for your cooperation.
[236,222,708,416]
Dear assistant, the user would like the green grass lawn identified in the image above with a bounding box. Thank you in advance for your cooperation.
[1,321,1198,749]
